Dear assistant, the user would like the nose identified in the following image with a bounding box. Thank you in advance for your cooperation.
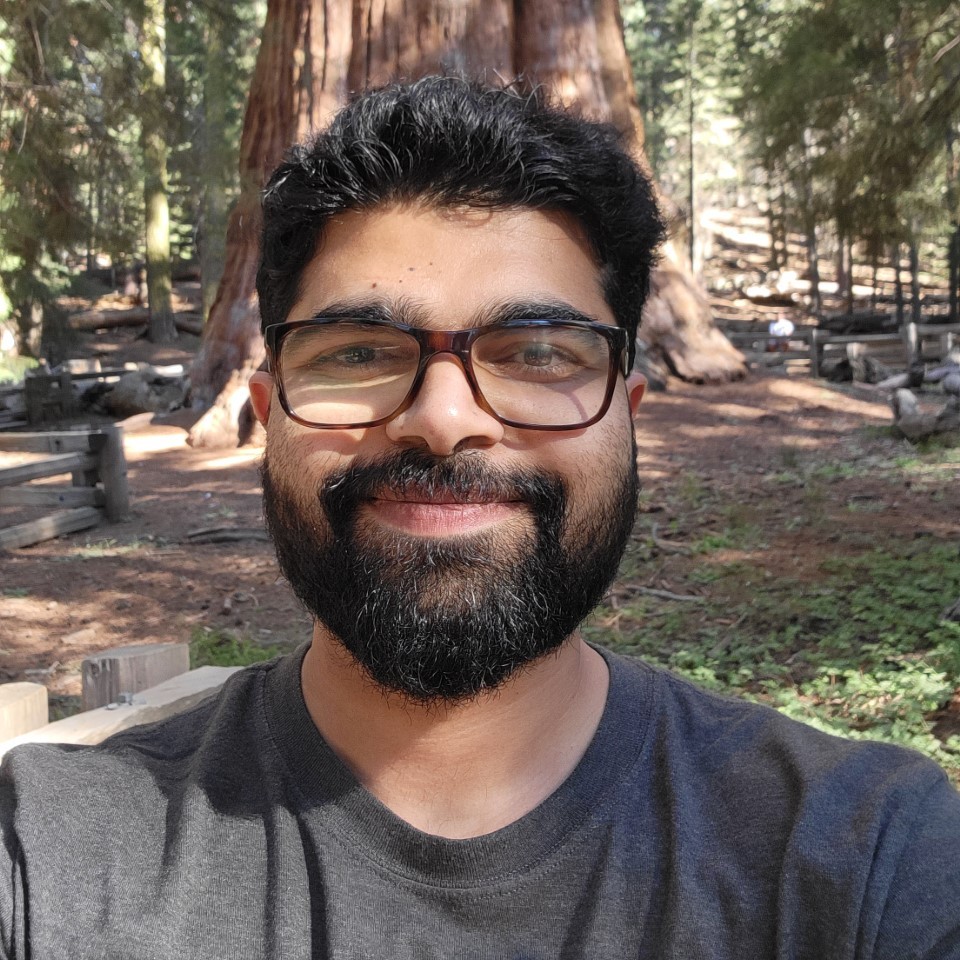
[384,355,505,455]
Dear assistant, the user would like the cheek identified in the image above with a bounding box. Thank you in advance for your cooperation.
[266,418,372,482]
[531,420,634,521]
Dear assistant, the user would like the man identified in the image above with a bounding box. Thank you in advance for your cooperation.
[2,77,959,959]
[768,316,795,353]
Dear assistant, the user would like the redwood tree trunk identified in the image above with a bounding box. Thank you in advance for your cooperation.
[188,0,353,446]
[141,0,176,343]
[188,0,745,448]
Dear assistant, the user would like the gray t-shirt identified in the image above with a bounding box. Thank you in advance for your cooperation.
[1,645,958,959]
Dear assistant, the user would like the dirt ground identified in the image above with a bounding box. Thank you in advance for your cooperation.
[2,326,958,713]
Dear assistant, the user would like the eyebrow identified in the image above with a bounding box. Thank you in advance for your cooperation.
[303,297,599,329]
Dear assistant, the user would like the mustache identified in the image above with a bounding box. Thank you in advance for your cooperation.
[319,449,565,528]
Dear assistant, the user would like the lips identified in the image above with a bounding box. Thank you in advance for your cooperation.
[320,449,559,541]
[366,485,526,536]
[371,484,524,506]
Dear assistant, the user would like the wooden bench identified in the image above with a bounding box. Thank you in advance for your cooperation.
[0,426,128,549]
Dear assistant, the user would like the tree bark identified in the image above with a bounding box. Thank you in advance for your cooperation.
[141,0,176,344]
[806,221,821,318]
[891,243,905,326]
[949,224,960,325]
[199,6,231,324]
[909,237,922,324]
[188,0,745,448]
[947,127,959,325]
[187,0,354,447]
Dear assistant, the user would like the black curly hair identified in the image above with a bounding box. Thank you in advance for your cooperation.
[256,76,665,366]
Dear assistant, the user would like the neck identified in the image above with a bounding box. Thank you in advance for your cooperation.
[300,628,609,839]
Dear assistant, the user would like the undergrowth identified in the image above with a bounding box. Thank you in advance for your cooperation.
[0,355,38,384]
[189,627,290,669]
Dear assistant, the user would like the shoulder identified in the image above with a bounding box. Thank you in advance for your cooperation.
[605,650,960,953]
[0,652,288,820]
[604,649,959,871]
[607,649,948,791]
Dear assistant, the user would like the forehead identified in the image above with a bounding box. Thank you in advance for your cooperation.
[286,203,613,328]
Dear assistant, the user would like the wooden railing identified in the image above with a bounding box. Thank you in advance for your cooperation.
[727,322,959,378]
[0,425,128,549]
[0,642,240,757]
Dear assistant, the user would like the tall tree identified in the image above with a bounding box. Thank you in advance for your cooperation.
[0,0,132,360]
[199,1,232,321]
[187,0,746,449]
[140,0,176,342]
[739,0,960,315]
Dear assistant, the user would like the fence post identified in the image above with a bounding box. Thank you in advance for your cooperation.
[94,424,129,522]
[810,328,820,379]
[903,322,919,363]
[82,643,190,711]
[0,683,48,741]
[24,378,43,425]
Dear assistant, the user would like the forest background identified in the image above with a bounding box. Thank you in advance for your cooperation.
[1,0,960,780]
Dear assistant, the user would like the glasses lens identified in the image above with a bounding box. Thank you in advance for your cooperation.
[472,324,613,427]
[279,322,419,425]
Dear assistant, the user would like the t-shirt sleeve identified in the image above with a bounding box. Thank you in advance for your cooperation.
[871,772,960,959]
[0,759,27,960]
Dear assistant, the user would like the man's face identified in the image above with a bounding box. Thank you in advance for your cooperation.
[250,203,645,702]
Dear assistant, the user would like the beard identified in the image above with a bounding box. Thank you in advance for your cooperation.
[261,442,637,704]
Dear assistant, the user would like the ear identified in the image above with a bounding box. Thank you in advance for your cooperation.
[248,371,275,426]
[626,371,646,419]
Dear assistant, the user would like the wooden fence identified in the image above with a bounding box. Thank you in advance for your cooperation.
[0,425,128,549]
[727,322,959,378]
[0,643,239,757]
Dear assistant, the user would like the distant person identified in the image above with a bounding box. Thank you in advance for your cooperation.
[1,77,958,958]
[768,315,795,352]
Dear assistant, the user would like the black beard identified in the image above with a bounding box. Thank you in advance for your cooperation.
[261,445,637,703]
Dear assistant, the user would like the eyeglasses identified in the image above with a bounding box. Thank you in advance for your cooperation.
[263,317,630,430]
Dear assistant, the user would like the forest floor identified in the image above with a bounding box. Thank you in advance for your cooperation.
[2,317,960,778]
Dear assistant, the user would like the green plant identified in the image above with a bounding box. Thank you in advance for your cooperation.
[915,433,960,454]
[694,531,735,553]
[189,627,288,669]
[0,355,38,384]
[779,446,801,469]
[677,472,707,508]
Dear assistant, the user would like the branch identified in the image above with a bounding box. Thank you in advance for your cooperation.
[932,33,960,66]
[631,587,705,603]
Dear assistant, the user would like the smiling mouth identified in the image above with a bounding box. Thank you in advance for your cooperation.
[365,488,527,536]
[373,489,524,506]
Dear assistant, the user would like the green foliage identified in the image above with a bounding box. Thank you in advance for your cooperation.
[0,353,37,383]
[623,0,752,215]
[624,0,959,296]
[189,627,288,669]
[0,0,264,355]
[737,0,960,257]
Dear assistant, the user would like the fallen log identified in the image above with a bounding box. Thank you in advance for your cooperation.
[69,308,203,336]
[70,307,148,330]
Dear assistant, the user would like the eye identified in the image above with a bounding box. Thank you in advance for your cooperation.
[337,346,378,365]
[520,343,563,367]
